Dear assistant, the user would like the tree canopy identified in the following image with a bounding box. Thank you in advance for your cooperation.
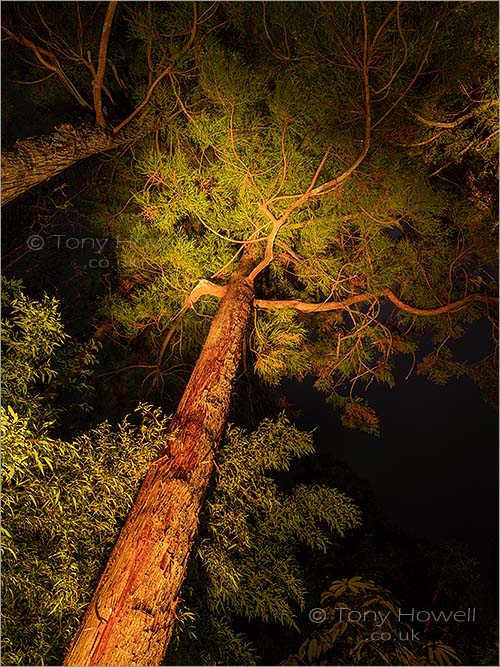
[82,0,498,431]
[1,2,498,666]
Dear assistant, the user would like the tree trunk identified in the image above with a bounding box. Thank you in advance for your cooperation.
[63,252,256,666]
[1,121,143,206]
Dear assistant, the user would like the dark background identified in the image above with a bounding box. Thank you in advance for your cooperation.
[283,316,498,593]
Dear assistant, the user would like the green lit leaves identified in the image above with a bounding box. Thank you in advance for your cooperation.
[1,278,97,425]
[172,415,361,664]
[216,415,316,478]
[1,278,68,405]
[278,484,362,548]
[253,309,309,385]
[1,403,168,666]
[1,279,170,666]
[197,40,269,112]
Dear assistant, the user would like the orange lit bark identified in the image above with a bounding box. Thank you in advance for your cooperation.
[63,252,255,666]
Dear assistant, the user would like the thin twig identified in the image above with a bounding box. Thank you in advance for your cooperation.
[112,66,173,134]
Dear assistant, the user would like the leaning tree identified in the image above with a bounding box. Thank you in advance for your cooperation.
[1,1,218,204]
[55,2,499,665]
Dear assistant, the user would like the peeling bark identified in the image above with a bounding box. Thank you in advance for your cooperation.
[63,252,256,666]
[1,121,143,206]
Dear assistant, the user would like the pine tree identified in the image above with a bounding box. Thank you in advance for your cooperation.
[2,3,497,665]
[1,281,361,666]
[66,5,496,663]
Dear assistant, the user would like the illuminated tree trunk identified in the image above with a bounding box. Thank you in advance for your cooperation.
[63,252,255,667]
[1,121,142,206]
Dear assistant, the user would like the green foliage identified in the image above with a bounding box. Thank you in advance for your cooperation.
[1,278,68,419]
[341,399,380,436]
[2,5,498,666]
[464,355,499,411]
[167,415,362,665]
[288,577,461,666]
[1,403,168,666]
[69,2,497,423]
[416,348,466,385]
[1,281,169,665]
[253,309,309,385]
[1,278,98,424]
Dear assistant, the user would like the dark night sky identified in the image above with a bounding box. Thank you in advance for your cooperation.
[283,318,498,587]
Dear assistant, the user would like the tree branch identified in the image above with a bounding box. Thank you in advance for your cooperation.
[255,289,497,316]
[270,2,372,220]
[3,27,92,108]
[247,205,283,282]
[185,276,497,320]
[255,293,377,313]
[305,6,371,199]
[372,18,440,130]
[93,0,118,126]
[185,279,226,307]
[250,7,373,284]
[112,66,173,134]
[372,3,408,102]
[411,99,498,130]
[382,289,497,316]
[428,137,476,178]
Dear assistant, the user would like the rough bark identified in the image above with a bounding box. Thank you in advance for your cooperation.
[1,121,143,206]
[63,252,256,666]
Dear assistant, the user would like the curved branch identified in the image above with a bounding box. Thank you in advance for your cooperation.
[251,6,373,283]
[3,27,91,108]
[112,66,173,134]
[271,3,372,219]
[186,274,497,320]
[411,99,498,130]
[156,305,189,367]
[255,293,376,313]
[372,18,440,131]
[255,290,497,316]
[383,289,497,316]
[185,279,226,307]
[241,197,291,284]
[305,5,371,199]
[372,3,408,101]
[112,1,199,134]
[180,1,198,57]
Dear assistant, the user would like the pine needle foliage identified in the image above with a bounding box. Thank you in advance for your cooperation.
[168,415,362,665]
[252,309,309,386]
[82,1,497,430]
